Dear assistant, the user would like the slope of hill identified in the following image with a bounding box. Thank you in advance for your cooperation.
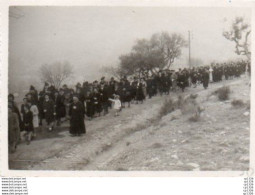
[9,75,250,171]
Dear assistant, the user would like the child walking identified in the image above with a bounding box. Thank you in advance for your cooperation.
[109,95,122,117]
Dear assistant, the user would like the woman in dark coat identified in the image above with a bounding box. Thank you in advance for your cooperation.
[85,91,94,119]
[43,94,55,131]
[23,105,34,145]
[69,96,86,136]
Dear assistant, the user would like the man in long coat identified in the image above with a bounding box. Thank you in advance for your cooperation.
[69,95,86,136]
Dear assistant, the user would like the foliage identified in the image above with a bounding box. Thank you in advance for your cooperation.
[150,32,187,69]
[223,17,251,60]
[39,61,73,89]
[119,32,187,77]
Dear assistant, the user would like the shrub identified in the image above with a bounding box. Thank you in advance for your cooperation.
[189,113,200,122]
[214,86,230,101]
[231,99,245,107]
[158,98,176,118]
[180,94,199,114]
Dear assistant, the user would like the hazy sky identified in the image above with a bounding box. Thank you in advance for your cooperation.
[9,6,251,87]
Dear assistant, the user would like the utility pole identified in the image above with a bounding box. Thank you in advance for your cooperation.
[188,30,191,68]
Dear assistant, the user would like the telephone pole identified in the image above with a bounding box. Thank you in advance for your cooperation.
[188,31,191,68]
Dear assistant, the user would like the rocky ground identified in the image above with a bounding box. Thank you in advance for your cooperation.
[9,75,250,171]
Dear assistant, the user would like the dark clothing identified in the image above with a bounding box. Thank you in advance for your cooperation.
[109,80,116,97]
[177,73,186,92]
[23,111,34,132]
[85,94,94,118]
[69,101,86,135]
[99,85,110,113]
[10,101,23,131]
[55,94,66,119]
[146,79,154,98]
[136,83,145,101]
[8,112,20,147]
[92,92,102,114]
[43,99,55,124]
[21,103,28,118]
[202,71,210,89]
[30,90,38,105]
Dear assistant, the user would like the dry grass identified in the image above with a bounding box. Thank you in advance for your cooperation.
[246,101,250,110]
[214,86,231,101]
[158,94,203,123]
[116,167,128,171]
[189,113,200,122]
[101,143,112,152]
[151,143,163,149]
[158,98,177,118]
[231,99,245,108]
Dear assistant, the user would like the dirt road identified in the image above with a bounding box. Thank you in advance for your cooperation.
[9,75,250,171]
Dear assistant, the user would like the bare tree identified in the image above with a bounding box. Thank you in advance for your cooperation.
[223,17,251,60]
[39,61,73,89]
[150,32,187,69]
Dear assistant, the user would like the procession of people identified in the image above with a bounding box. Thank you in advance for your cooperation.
[8,60,250,153]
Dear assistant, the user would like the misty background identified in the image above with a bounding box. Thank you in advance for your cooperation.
[9,6,251,95]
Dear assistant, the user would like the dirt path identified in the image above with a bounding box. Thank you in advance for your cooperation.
[9,75,250,171]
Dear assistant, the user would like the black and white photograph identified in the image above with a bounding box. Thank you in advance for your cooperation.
[7,6,252,172]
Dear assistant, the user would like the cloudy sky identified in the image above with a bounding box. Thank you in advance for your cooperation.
[9,6,251,89]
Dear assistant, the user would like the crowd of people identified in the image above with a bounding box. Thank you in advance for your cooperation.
[8,60,250,153]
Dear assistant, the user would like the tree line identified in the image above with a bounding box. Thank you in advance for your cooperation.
[39,16,250,89]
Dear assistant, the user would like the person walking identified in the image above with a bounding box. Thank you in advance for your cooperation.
[69,95,86,136]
